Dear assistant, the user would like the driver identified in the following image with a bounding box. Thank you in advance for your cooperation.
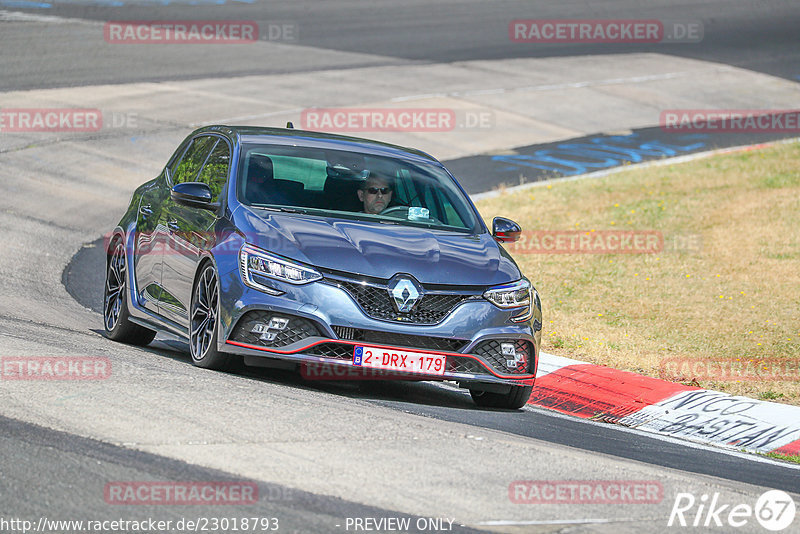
[357,174,393,214]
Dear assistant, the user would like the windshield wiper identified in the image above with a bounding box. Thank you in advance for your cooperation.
[255,205,307,214]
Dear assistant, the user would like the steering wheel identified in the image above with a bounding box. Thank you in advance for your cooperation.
[379,206,409,218]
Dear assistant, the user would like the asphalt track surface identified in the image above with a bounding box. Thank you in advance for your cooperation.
[2,0,800,90]
[3,1,800,532]
[1,415,488,534]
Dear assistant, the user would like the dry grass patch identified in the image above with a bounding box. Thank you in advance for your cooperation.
[476,141,800,404]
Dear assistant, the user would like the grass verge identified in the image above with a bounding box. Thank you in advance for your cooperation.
[763,452,800,465]
[476,141,800,405]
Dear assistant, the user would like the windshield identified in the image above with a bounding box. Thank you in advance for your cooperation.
[237,143,480,233]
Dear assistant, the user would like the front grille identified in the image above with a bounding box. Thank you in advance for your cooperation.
[446,355,484,374]
[335,280,476,325]
[332,326,467,352]
[230,311,322,348]
[471,339,532,375]
[305,342,355,360]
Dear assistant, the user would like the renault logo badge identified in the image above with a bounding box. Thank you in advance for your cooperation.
[388,277,421,313]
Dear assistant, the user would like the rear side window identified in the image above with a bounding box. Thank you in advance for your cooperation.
[196,139,231,202]
[171,136,216,185]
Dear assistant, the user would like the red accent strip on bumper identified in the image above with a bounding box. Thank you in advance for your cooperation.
[225,339,535,380]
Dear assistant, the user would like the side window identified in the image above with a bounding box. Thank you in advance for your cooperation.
[166,138,192,177]
[196,139,230,203]
[434,188,467,228]
[394,169,415,206]
[422,184,441,220]
[171,136,215,185]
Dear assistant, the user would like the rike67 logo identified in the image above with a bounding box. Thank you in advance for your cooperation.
[668,490,796,531]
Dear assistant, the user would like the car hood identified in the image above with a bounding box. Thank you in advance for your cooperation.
[236,208,521,286]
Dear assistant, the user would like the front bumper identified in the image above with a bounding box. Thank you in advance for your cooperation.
[225,336,535,386]
[216,260,540,386]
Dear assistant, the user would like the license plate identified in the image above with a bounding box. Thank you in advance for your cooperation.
[353,345,447,376]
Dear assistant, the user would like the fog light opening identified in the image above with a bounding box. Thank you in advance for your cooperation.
[251,316,291,342]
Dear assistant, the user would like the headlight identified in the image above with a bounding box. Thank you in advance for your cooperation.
[483,279,533,323]
[239,244,322,294]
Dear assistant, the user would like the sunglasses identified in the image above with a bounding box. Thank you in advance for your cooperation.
[365,187,392,195]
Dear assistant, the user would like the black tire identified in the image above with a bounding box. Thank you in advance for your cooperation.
[189,262,236,371]
[103,240,157,346]
[470,384,533,410]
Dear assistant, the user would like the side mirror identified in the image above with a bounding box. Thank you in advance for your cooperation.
[171,182,218,211]
[492,217,522,243]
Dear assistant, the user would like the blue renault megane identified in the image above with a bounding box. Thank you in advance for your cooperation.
[104,125,542,408]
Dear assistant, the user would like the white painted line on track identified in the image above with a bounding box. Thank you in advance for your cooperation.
[0,9,101,25]
[477,518,638,526]
[202,72,692,129]
[391,71,693,102]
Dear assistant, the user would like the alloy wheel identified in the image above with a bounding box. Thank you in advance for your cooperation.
[104,242,126,332]
[191,265,219,361]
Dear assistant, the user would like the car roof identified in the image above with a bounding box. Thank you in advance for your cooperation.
[195,125,440,164]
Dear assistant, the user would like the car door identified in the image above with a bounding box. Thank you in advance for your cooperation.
[133,136,195,314]
[159,135,230,327]
[133,178,171,313]
[133,137,193,313]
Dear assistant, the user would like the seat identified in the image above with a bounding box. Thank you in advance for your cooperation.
[273,179,304,206]
[244,155,276,204]
[323,170,364,212]
[244,155,303,206]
